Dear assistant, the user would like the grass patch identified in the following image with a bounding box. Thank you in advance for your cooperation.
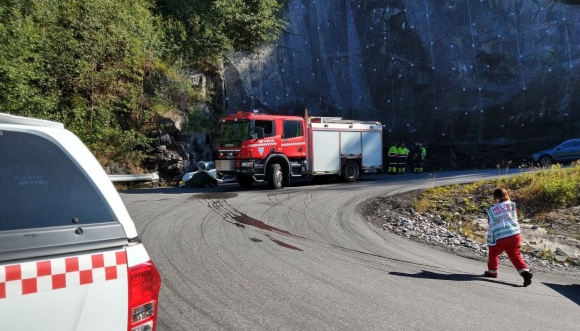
[498,164,580,213]
[416,164,580,216]
[414,164,580,239]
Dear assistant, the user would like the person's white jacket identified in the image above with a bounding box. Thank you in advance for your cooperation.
[486,201,521,246]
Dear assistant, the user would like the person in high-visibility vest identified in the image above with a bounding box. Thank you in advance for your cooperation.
[414,143,426,173]
[397,143,409,174]
[387,143,398,174]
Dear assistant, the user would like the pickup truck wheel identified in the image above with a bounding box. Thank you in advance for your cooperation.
[237,175,254,188]
[267,164,283,189]
[539,155,552,167]
[342,160,360,182]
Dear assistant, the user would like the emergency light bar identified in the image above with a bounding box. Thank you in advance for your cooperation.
[226,110,257,116]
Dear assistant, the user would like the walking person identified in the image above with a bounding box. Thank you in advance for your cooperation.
[417,143,426,173]
[397,143,409,174]
[387,143,398,174]
[484,188,533,287]
[412,141,423,173]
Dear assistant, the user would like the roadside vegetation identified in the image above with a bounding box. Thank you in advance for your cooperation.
[0,0,287,166]
[414,163,580,240]
[363,163,580,271]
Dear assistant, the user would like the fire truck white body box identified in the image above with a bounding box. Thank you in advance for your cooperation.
[309,118,383,175]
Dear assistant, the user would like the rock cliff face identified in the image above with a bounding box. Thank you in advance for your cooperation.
[223,0,580,164]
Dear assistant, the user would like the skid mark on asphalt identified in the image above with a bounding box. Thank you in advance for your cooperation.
[265,234,303,251]
[264,190,316,222]
[264,193,287,206]
[200,198,305,251]
[197,198,448,270]
[328,243,443,271]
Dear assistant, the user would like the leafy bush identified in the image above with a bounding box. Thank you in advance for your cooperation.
[518,165,580,208]
[155,0,288,71]
[0,0,288,167]
[0,0,171,164]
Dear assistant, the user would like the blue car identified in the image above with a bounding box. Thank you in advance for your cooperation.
[531,138,580,166]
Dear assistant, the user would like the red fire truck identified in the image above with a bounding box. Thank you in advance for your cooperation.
[216,109,383,189]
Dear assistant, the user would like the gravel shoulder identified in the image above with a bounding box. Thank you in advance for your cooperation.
[362,190,580,277]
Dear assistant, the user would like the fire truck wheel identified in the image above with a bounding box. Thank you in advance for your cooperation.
[237,176,254,188]
[342,160,360,182]
[267,163,283,189]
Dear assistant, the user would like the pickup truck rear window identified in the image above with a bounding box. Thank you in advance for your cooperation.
[0,130,117,231]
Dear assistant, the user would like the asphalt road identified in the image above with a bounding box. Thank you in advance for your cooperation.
[121,171,580,331]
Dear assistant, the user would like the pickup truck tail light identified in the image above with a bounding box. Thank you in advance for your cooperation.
[128,261,162,331]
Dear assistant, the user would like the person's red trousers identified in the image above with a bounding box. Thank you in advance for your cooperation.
[487,234,528,274]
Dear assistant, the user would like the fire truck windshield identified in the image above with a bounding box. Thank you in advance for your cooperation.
[220,121,250,143]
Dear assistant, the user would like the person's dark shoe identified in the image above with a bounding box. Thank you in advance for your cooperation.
[483,271,498,278]
[521,271,533,287]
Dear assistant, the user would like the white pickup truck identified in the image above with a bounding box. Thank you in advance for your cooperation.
[0,113,161,331]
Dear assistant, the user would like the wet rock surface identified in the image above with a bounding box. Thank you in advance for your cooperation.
[224,0,580,162]
[362,191,580,277]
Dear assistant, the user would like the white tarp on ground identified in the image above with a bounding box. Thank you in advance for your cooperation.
[181,161,234,187]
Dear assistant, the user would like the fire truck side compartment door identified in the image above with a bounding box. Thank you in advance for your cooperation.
[362,131,382,167]
[340,132,361,156]
[313,131,340,172]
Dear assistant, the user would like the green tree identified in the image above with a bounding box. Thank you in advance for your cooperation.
[155,0,287,71]
[0,0,287,168]
[0,2,58,118]
[0,0,193,164]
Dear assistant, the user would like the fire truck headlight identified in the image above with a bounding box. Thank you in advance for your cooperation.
[241,162,254,168]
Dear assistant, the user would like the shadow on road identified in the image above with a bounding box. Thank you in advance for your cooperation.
[119,173,430,195]
[542,283,580,307]
[389,270,521,287]
[120,169,501,195]
[120,178,326,195]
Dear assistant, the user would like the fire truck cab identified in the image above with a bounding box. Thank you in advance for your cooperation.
[216,110,383,189]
